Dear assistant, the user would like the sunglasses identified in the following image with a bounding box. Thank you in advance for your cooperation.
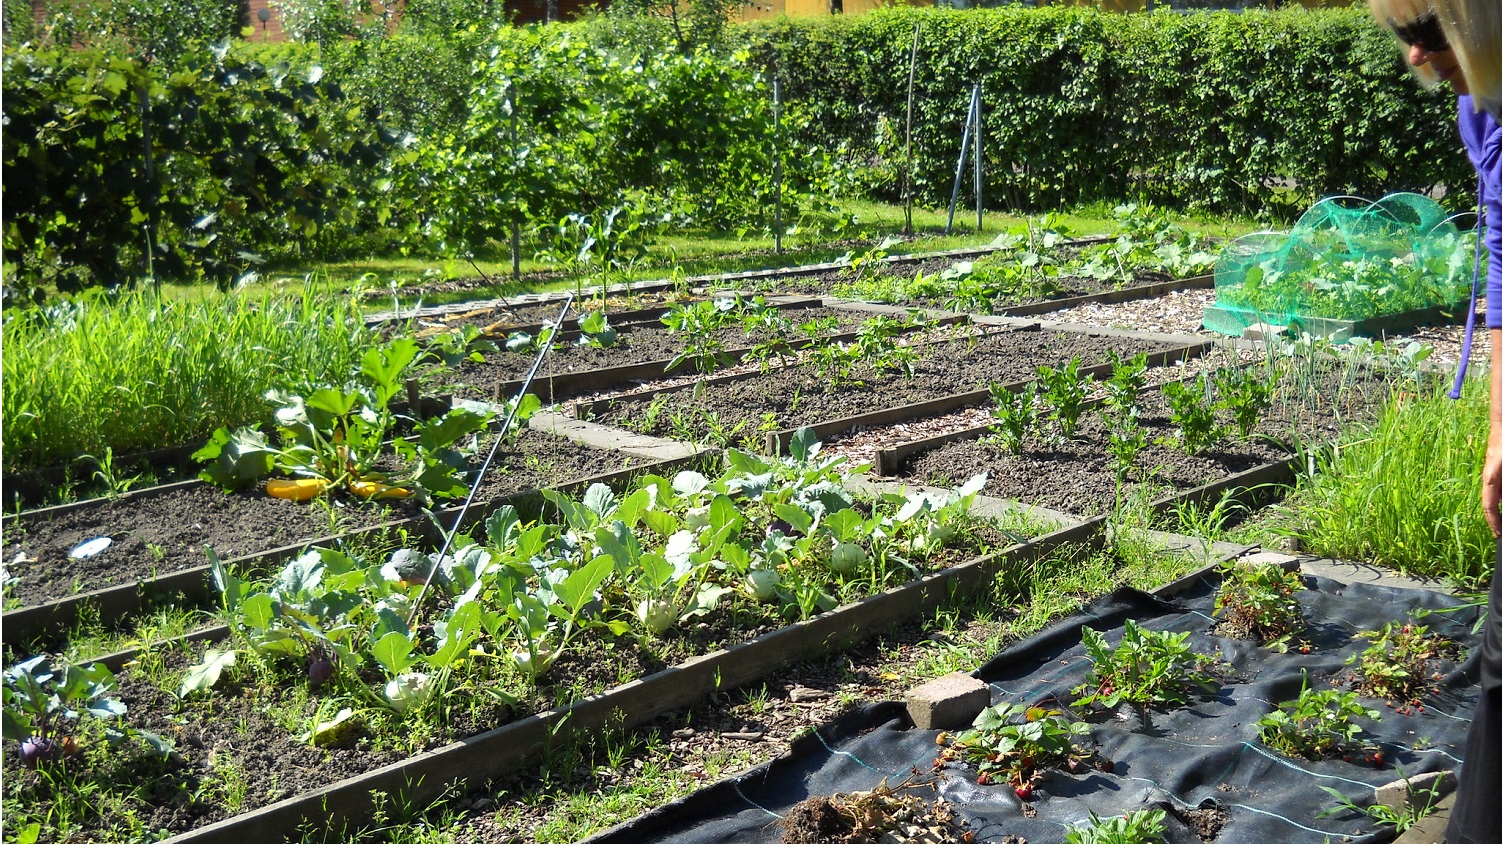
[1389,12,1451,53]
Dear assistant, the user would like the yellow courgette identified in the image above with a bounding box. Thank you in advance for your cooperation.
[266,478,331,501]
[348,479,412,500]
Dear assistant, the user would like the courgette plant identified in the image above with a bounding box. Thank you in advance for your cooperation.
[194,336,513,500]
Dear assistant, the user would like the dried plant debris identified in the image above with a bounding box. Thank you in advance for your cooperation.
[778,776,980,844]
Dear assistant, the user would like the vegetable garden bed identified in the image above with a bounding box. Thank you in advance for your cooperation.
[587,325,1198,450]
[0,432,654,644]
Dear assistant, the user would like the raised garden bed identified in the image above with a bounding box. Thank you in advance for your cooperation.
[893,365,1394,517]
[587,326,1199,450]
[0,432,658,649]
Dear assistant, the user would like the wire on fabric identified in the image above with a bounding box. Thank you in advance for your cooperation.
[1449,174,1485,399]
[405,295,575,629]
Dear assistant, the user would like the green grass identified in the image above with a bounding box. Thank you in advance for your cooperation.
[2,284,375,475]
[1277,376,1494,587]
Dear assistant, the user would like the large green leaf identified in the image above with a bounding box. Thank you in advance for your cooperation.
[178,649,237,698]
[372,631,416,676]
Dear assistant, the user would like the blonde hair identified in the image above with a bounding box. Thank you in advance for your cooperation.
[1369,0,1502,104]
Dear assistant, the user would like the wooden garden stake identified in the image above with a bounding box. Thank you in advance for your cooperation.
[902,23,920,237]
[508,89,522,283]
[773,77,783,255]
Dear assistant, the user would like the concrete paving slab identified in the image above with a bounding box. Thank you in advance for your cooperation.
[528,411,708,462]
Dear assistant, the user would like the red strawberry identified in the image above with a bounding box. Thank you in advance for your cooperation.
[976,772,992,786]
[1014,784,1033,801]
[1097,759,1115,774]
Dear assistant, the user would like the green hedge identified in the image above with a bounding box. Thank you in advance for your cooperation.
[740,6,1474,215]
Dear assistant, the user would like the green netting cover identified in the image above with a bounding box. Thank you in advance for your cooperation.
[1207,192,1477,337]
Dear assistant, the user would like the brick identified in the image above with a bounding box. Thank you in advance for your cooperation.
[1374,770,1457,813]
[905,672,990,731]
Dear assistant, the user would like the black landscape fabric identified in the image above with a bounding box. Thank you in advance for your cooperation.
[582,572,1484,844]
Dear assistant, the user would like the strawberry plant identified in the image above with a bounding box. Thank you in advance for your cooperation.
[1213,562,1307,650]
[1347,620,1458,707]
[935,703,1094,791]
[1064,809,1169,844]
[1073,620,1220,711]
[1258,674,1382,761]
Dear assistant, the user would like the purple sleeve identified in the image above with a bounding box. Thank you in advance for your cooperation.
[1458,98,1502,329]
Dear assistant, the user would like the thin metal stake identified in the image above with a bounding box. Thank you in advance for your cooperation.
[406,295,574,628]
[973,84,983,232]
[946,86,978,235]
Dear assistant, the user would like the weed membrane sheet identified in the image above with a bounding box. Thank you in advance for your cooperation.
[583,574,1483,844]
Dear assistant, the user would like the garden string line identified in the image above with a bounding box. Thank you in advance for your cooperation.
[406,294,576,628]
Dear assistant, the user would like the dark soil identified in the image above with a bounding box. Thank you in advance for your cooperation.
[1,432,645,607]
[1175,802,1231,842]
[901,369,1392,517]
[435,306,880,402]
[778,785,973,844]
[594,327,1189,444]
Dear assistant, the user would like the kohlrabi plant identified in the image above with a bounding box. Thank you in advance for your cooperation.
[3,656,168,768]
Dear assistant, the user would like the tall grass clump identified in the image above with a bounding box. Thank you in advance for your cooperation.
[2,287,373,474]
[1285,376,1494,587]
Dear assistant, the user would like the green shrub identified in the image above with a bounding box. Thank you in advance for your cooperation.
[741,7,1470,216]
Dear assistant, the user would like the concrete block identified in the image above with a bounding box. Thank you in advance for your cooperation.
[1374,769,1457,814]
[905,672,990,731]
[1235,551,1301,571]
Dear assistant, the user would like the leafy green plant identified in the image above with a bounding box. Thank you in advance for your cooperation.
[935,702,1093,793]
[663,296,740,374]
[575,310,620,348]
[1159,376,1224,455]
[194,337,507,500]
[1064,809,1169,844]
[426,325,499,366]
[987,381,1037,455]
[2,656,167,767]
[1214,366,1276,439]
[1073,620,1220,711]
[1213,562,1306,649]
[1258,674,1382,761]
[1102,405,1149,484]
[1037,358,1090,440]
[1347,620,1458,707]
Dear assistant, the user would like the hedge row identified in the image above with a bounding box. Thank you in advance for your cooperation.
[739,6,1475,214]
